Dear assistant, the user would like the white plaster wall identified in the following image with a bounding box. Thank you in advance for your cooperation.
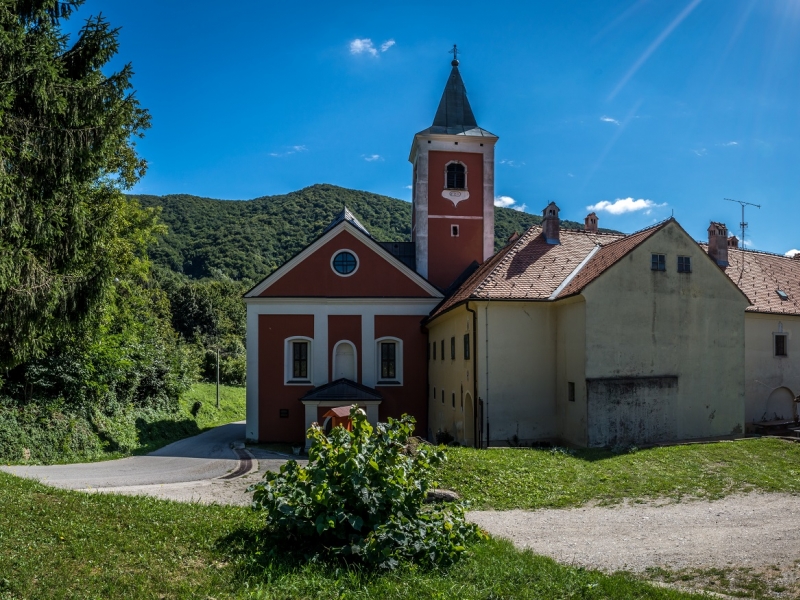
[426,306,476,446]
[477,301,558,445]
[744,312,800,425]
[555,297,588,446]
[582,222,749,443]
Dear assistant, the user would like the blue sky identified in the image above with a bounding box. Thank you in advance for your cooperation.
[69,0,800,255]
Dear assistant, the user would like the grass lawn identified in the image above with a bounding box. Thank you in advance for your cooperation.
[437,438,800,510]
[177,382,246,431]
[0,471,700,600]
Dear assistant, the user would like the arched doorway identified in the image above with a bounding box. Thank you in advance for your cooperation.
[765,387,796,421]
[464,393,475,448]
[333,341,356,381]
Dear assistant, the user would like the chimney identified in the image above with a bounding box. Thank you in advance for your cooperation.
[727,235,739,249]
[707,222,729,267]
[585,212,598,233]
[542,202,560,245]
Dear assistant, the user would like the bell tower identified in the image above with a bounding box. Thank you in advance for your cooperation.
[409,50,499,290]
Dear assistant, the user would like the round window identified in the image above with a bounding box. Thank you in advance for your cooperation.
[332,251,357,275]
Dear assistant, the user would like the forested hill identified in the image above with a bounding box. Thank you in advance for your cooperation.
[133,183,590,283]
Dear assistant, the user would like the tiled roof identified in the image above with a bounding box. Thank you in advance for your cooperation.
[707,246,800,316]
[428,225,627,319]
[557,221,669,298]
[300,378,382,402]
[322,207,371,237]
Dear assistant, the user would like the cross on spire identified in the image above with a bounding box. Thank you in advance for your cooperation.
[449,44,459,66]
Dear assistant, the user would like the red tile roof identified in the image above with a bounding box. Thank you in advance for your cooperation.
[428,224,627,319]
[710,246,800,316]
[429,218,800,321]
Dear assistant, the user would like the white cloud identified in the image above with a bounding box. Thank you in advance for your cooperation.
[404,185,412,189]
[567,173,575,178]
[586,197,667,215]
[513,204,527,212]
[721,141,738,147]
[693,148,707,156]
[269,145,308,158]
[786,249,800,258]
[600,115,620,125]
[350,38,377,56]
[362,154,383,162]
[499,159,525,167]
[494,196,516,208]
[350,38,395,57]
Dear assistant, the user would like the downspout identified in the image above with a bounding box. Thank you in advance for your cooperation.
[465,302,479,448]
[484,302,490,448]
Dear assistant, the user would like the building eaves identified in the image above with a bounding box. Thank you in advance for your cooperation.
[300,378,382,402]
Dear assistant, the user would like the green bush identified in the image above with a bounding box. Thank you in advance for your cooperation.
[250,407,484,570]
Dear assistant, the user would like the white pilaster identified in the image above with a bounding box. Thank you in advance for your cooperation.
[365,403,380,426]
[245,306,260,441]
[414,147,429,279]
[483,144,495,261]
[304,401,319,449]
[313,314,328,385]
[361,314,376,388]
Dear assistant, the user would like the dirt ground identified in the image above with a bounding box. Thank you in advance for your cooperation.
[470,493,800,598]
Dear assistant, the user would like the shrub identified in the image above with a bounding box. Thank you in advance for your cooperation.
[250,407,484,570]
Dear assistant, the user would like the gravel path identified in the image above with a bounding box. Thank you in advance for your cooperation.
[469,493,800,574]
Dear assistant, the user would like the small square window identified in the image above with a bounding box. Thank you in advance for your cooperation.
[568,382,576,402]
[463,334,470,360]
[651,253,666,271]
[775,334,788,357]
[677,256,691,273]
[279,409,289,418]
[451,224,459,237]
[450,337,456,359]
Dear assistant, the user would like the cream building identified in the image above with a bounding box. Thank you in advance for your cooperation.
[427,206,799,448]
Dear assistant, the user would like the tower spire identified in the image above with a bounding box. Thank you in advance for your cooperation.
[432,46,477,131]
[449,44,459,66]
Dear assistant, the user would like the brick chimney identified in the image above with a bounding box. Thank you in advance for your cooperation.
[727,235,739,249]
[542,202,560,245]
[585,212,598,233]
[707,222,729,267]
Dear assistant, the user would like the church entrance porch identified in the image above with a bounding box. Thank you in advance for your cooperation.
[300,378,382,449]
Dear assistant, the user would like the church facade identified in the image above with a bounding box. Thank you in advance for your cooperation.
[244,58,800,448]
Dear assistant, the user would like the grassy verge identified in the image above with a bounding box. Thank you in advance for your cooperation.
[0,471,700,600]
[0,383,245,465]
[437,438,800,510]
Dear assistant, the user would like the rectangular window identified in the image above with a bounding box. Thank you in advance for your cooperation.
[775,334,788,357]
[380,342,397,380]
[441,340,444,361]
[464,334,470,360]
[427,343,430,361]
[441,389,445,404]
[433,386,436,400]
[292,341,308,379]
[452,392,455,408]
[651,253,666,271]
[451,224,459,237]
[677,256,691,273]
[568,382,575,402]
[450,337,456,359]
[433,341,436,360]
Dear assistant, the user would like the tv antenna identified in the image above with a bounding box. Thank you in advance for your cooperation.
[724,198,760,247]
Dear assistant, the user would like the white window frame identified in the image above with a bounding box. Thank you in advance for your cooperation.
[330,249,360,278]
[332,339,358,381]
[444,160,468,191]
[285,336,313,385]
[375,337,403,386]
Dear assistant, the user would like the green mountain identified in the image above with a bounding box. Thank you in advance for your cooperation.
[133,184,593,283]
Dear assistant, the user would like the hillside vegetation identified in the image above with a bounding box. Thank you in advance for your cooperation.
[134,183,595,283]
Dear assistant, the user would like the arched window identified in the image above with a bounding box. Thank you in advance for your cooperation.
[445,162,466,189]
[284,336,313,384]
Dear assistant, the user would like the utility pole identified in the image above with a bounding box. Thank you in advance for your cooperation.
[724,198,761,247]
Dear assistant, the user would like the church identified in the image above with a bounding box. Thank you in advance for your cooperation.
[244,57,800,448]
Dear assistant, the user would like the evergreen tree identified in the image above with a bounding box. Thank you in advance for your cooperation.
[0,0,150,368]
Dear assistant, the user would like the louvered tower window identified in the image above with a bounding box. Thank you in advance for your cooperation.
[446,163,466,189]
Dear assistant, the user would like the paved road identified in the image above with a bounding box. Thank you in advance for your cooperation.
[1,421,247,489]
